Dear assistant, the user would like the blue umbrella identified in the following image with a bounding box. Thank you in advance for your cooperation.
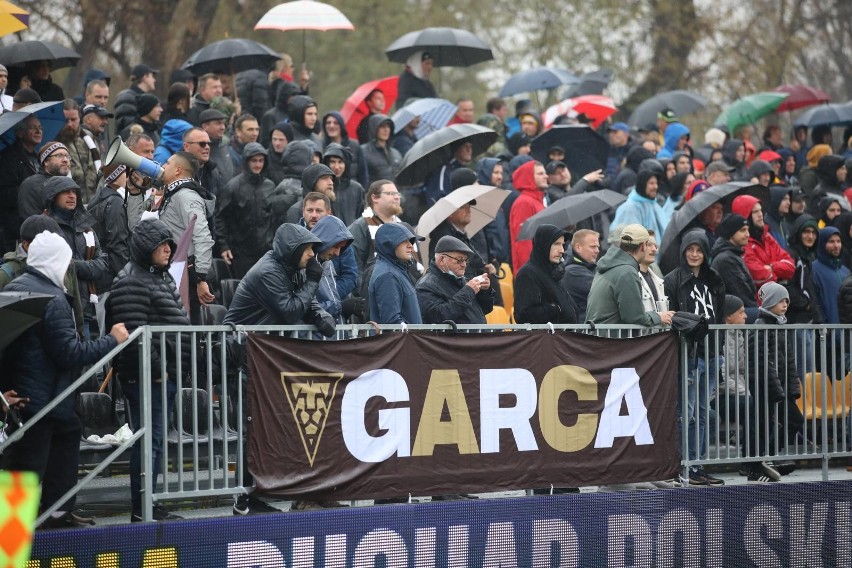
[498,67,578,98]
[391,98,457,138]
[0,101,66,152]
[793,103,852,128]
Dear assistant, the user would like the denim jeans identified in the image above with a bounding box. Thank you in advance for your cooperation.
[124,378,176,515]
[681,356,722,462]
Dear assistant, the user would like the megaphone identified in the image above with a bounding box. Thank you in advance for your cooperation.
[105,136,164,181]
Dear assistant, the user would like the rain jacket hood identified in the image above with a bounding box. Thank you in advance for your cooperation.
[817,226,842,266]
[375,223,417,265]
[511,160,539,195]
[368,113,395,140]
[322,142,352,179]
[280,140,316,179]
[311,215,354,255]
[272,223,322,273]
[287,95,319,134]
[679,228,710,270]
[476,157,501,185]
[157,119,194,154]
[301,163,335,195]
[817,154,846,186]
[129,219,175,270]
[662,122,690,155]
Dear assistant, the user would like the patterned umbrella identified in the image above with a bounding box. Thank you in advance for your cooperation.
[543,95,618,129]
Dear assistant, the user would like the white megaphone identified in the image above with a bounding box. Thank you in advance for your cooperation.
[104,136,164,181]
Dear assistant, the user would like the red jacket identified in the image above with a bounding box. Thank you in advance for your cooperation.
[732,195,795,290]
[509,161,544,271]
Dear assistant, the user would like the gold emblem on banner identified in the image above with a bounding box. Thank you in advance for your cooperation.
[281,373,344,466]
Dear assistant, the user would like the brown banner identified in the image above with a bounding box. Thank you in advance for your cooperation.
[246,331,680,499]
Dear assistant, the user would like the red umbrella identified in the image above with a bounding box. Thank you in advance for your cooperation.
[542,95,617,129]
[773,84,831,113]
[339,76,399,140]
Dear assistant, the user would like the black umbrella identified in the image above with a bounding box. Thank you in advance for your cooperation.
[518,190,626,240]
[395,123,497,187]
[561,69,613,99]
[385,27,493,67]
[181,38,280,75]
[793,103,852,128]
[0,40,80,69]
[0,291,53,353]
[657,182,769,274]
[628,90,708,128]
[498,67,578,98]
[530,125,609,178]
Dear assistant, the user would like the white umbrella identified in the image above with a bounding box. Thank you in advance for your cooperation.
[415,184,510,261]
[254,1,355,64]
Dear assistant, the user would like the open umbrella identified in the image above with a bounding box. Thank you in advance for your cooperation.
[715,92,788,134]
[518,190,625,241]
[181,38,280,76]
[773,84,831,113]
[385,27,493,67]
[0,101,66,152]
[254,1,354,64]
[395,123,497,187]
[628,90,708,128]
[0,1,28,37]
[561,69,613,99]
[543,95,617,129]
[391,98,457,139]
[339,76,398,140]
[415,184,509,260]
[0,39,79,70]
[793,103,852,128]
[0,291,52,353]
[498,67,578,98]
[530,125,609,178]
[657,182,768,274]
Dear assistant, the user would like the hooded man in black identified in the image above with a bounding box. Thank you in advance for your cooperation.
[287,94,321,146]
[265,120,295,185]
[322,143,365,227]
[809,154,847,216]
[362,114,402,183]
[285,163,336,225]
[260,82,301,148]
[513,224,578,324]
[273,140,317,216]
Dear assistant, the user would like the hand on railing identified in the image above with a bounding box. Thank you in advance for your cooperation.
[110,323,129,344]
[658,311,675,326]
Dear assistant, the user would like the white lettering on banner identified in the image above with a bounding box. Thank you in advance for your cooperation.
[656,510,700,567]
[226,541,285,567]
[324,534,347,568]
[607,514,653,567]
[790,503,829,568]
[353,529,408,567]
[531,519,579,568]
[482,522,518,568]
[837,502,852,566]
[744,505,783,567]
[414,527,437,568]
[706,509,724,567]
[594,368,654,448]
[479,369,538,453]
[291,537,314,568]
[448,525,470,568]
[342,370,411,462]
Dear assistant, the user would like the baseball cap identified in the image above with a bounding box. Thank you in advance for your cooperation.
[81,104,114,118]
[199,109,227,124]
[545,160,567,175]
[131,64,158,80]
[619,224,650,244]
[607,122,630,133]
[658,108,678,123]
[705,160,735,175]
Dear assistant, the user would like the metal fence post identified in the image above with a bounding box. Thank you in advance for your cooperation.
[141,325,153,522]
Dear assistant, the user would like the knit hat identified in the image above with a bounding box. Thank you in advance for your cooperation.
[27,231,72,290]
[136,93,160,117]
[716,213,748,241]
[723,294,744,318]
[704,128,726,148]
[0,64,6,76]
[38,142,68,165]
[20,215,61,242]
[758,281,789,309]
[449,168,477,191]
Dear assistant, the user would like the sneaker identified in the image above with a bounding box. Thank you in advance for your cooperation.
[702,472,725,486]
[233,494,280,516]
[760,462,781,481]
[131,505,183,523]
[39,511,96,530]
[747,471,778,483]
[687,471,710,486]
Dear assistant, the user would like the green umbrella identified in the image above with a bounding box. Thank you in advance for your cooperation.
[715,92,789,133]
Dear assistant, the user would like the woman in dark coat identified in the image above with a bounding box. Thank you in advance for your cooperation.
[514,224,578,324]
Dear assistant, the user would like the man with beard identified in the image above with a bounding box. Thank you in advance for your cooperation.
[0,115,41,252]
[349,179,404,284]
[18,142,73,220]
[57,99,99,202]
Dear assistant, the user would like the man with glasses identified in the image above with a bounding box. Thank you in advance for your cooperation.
[349,179,404,280]
[0,115,41,251]
[19,142,72,220]
[182,127,223,197]
[416,235,493,324]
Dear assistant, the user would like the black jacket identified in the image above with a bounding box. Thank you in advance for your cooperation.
[362,114,402,183]
[260,82,301,147]
[17,169,51,219]
[416,262,494,324]
[87,182,131,292]
[0,141,38,242]
[322,143,365,227]
[785,214,822,324]
[236,69,271,124]
[561,254,596,322]
[114,85,145,133]
[396,69,437,109]
[710,237,757,307]
[287,95,321,145]
[106,219,190,380]
[754,309,800,402]
[514,224,578,324]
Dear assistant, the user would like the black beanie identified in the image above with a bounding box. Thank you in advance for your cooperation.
[136,93,160,117]
[716,214,748,241]
[20,215,62,242]
[450,168,477,191]
[723,294,744,318]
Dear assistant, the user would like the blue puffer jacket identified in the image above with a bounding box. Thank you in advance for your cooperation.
[657,122,690,160]
[368,223,422,324]
[5,268,118,420]
[153,119,194,164]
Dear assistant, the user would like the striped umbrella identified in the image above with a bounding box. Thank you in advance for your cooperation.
[391,98,458,139]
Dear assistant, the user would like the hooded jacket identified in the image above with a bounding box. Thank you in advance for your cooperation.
[709,237,758,308]
[765,186,792,248]
[273,139,317,213]
[396,59,438,110]
[285,163,336,224]
[236,69,271,125]
[17,168,52,219]
[0,140,39,248]
[106,219,190,380]
[508,161,544,270]
[663,229,726,326]
[731,195,795,288]
[514,225,578,324]
[223,223,330,326]
[784,214,822,324]
[214,142,279,278]
[153,119,194,164]
[287,95,321,145]
[362,114,402,183]
[260,82,301,147]
[809,154,847,216]
[87,179,131,291]
[586,245,661,326]
[611,170,670,238]
[157,176,215,280]
[811,226,850,324]
[310,215,354,322]
[323,111,366,186]
[614,146,655,195]
[722,139,749,181]
[322,142,365,227]
[368,223,422,324]
[561,247,597,322]
[657,122,690,160]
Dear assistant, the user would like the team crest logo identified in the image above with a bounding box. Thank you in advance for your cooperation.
[281,373,343,466]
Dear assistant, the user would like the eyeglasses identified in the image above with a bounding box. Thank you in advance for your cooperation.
[380,191,400,197]
[187,141,210,148]
[443,254,468,264]
[50,153,70,160]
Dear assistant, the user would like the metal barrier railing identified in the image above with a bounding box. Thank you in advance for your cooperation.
[7,323,852,522]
